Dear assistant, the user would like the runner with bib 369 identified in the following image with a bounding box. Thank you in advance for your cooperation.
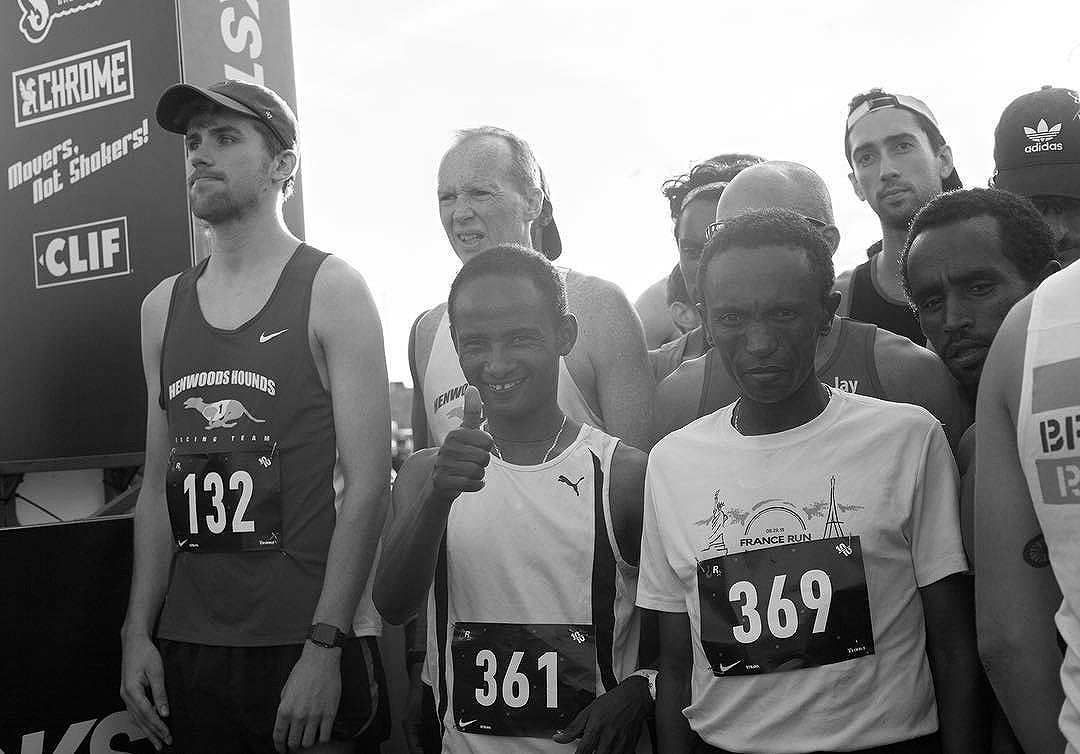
[637,209,979,753]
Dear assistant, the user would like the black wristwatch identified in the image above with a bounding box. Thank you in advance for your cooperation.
[307,622,348,649]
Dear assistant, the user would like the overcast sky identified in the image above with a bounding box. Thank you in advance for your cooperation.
[289,1,1080,384]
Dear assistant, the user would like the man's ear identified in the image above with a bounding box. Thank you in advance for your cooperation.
[848,172,866,202]
[524,187,544,223]
[937,144,955,184]
[557,313,578,356]
[821,225,842,256]
[668,301,700,334]
[824,290,842,322]
[1036,258,1062,286]
[272,149,298,185]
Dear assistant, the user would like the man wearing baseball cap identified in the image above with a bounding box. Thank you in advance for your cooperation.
[840,88,962,345]
[121,80,392,753]
[992,85,1080,267]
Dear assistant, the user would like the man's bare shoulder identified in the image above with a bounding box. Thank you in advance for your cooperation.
[312,255,373,304]
[564,268,637,327]
[612,441,648,485]
[873,326,952,390]
[142,273,181,331]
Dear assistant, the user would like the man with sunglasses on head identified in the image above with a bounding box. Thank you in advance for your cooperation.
[840,89,963,345]
[652,161,969,448]
[639,208,978,753]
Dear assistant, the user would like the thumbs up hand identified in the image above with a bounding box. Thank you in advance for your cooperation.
[431,386,494,504]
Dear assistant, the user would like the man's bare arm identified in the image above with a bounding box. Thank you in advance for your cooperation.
[272,260,391,750]
[656,611,696,751]
[569,273,655,451]
[308,258,391,634]
[652,357,707,444]
[975,296,1066,753]
[921,574,982,754]
[410,306,440,452]
[120,277,180,750]
[876,333,972,452]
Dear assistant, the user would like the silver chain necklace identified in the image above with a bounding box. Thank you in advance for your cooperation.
[487,415,568,464]
[732,383,831,434]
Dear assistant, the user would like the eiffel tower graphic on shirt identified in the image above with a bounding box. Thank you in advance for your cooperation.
[823,475,846,539]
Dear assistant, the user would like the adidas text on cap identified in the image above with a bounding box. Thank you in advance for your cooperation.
[993,86,1080,201]
[156,80,297,150]
[844,88,962,191]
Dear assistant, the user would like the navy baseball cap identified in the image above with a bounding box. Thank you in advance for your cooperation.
[992,85,1080,200]
[156,80,297,150]
[845,88,962,191]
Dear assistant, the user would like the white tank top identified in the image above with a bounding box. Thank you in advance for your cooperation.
[423,307,604,445]
[1018,263,1080,752]
[424,424,641,753]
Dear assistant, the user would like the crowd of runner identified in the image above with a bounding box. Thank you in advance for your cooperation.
[116,78,1080,753]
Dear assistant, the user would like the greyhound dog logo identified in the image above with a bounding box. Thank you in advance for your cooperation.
[18,0,104,44]
[183,397,266,430]
[558,475,585,496]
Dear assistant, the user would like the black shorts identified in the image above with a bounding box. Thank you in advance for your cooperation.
[160,635,390,753]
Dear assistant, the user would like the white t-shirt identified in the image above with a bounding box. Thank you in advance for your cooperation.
[637,388,967,753]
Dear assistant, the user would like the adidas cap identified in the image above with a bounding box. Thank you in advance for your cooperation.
[992,85,1080,201]
[156,80,298,150]
[844,88,962,191]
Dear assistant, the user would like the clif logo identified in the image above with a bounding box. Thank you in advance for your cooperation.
[33,216,129,290]
[1024,119,1064,153]
[17,0,104,44]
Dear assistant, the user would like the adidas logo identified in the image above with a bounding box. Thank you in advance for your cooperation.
[1024,119,1064,153]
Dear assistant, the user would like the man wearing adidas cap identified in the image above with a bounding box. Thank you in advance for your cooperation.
[120,80,392,752]
[992,85,1080,267]
[840,88,962,345]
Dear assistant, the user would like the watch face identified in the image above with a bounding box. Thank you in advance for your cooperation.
[309,623,343,646]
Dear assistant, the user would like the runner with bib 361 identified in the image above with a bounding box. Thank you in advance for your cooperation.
[376,245,654,754]
[637,209,979,754]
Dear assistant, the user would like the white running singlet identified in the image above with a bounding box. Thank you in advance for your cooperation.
[423,302,604,446]
[1017,262,1080,752]
[424,424,641,753]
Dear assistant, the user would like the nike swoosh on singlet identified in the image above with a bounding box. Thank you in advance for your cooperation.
[259,328,289,343]
[718,660,741,674]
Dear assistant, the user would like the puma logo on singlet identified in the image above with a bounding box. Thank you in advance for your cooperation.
[183,397,266,430]
[558,475,585,495]
[832,377,859,393]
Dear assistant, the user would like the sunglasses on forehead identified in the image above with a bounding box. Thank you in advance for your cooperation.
[704,215,829,244]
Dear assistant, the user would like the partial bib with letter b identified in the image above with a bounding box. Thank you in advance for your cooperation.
[451,622,596,738]
[165,446,282,553]
[697,537,874,676]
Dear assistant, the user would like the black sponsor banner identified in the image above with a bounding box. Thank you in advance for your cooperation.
[0,516,154,753]
[177,0,304,261]
[1,0,192,471]
[697,537,874,676]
